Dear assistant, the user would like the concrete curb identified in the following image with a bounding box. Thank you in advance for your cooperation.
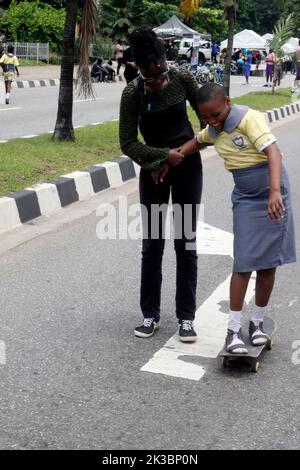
[0,100,299,234]
[14,79,60,88]
[0,157,140,233]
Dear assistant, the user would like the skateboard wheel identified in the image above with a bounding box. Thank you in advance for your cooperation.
[251,361,260,373]
[222,357,230,368]
[266,339,273,351]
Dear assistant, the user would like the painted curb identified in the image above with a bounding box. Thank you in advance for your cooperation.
[0,156,140,233]
[0,100,299,234]
[14,79,60,88]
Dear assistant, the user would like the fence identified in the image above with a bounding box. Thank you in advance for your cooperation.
[3,43,49,63]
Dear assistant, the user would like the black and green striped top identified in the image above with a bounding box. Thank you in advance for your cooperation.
[119,67,200,170]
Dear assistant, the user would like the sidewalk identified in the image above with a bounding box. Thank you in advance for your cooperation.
[14,64,81,88]
[19,65,62,80]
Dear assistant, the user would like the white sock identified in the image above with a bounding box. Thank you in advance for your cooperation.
[6,93,9,99]
[251,305,266,326]
[228,310,242,332]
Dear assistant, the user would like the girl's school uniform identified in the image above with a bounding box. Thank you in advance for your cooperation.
[196,105,296,272]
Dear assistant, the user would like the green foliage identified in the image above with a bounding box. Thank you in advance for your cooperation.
[268,14,295,57]
[142,1,180,27]
[0,0,66,49]
[193,0,300,35]
[188,7,228,41]
[100,0,145,39]
[89,35,115,60]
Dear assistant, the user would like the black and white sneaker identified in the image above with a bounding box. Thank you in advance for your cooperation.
[134,317,161,338]
[225,329,248,354]
[249,321,269,346]
[5,98,9,105]
[178,320,197,343]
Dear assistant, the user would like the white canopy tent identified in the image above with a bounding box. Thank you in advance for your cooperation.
[262,34,299,54]
[262,33,273,42]
[282,43,296,54]
[221,29,267,50]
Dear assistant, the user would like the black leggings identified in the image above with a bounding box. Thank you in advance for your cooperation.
[117,58,123,75]
[139,153,203,322]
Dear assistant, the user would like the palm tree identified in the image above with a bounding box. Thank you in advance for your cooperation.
[268,13,295,58]
[53,0,98,142]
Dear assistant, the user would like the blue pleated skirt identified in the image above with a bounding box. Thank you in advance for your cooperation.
[231,162,296,272]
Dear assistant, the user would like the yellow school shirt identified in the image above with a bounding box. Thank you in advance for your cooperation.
[0,53,19,78]
[196,106,277,170]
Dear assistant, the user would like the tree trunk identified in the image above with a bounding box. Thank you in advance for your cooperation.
[53,0,78,141]
[223,6,235,97]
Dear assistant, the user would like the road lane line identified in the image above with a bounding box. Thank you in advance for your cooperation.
[0,107,22,112]
[140,222,256,381]
[73,98,104,103]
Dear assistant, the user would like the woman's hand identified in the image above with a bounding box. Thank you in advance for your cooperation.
[268,189,285,220]
[151,163,170,185]
[167,149,185,166]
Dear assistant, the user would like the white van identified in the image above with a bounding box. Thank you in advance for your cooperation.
[177,38,211,63]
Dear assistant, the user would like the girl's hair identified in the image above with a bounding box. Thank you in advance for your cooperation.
[130,27,166,69]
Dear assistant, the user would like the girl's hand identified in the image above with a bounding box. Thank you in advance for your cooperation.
[167,149,185,166]
[268,189,285,220]
[151,163,170,185]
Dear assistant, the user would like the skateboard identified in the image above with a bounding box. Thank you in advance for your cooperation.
[219,317,277,373]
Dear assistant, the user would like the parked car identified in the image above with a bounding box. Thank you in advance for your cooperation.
[176,38,212,64]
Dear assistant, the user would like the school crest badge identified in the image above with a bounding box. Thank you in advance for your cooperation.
[232,135,247,149]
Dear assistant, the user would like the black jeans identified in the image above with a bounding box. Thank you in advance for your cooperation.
[139,153,203,322]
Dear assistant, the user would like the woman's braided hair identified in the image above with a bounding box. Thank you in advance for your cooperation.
[130,27,166,70]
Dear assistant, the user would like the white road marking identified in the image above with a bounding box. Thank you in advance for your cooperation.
[0,107,22,112]
[140,222,256,381]
[73,97,104,103]
[289,297,298,307]
[22,135,38,139]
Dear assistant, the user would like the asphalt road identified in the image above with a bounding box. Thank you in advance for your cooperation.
[0,74,296,141]
[0,115,299,450]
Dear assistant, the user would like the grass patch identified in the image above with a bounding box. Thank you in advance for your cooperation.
[18,59,48,67]
[0,121,121,196]
[231,87,292,112]
[0,88,295,196]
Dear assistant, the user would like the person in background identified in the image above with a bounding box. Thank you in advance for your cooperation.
[211,42,220,63]
[292,39,300,92]
[242,49,252,85]
[122,45,139,84]
[273,56,284,90]
[91,58,109,82]
[164,40,172,60]
[264,48,276,87]
[115,39,124,80]
[0,44,19,104]
[103,60,116,81]
[253,50,262,70]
